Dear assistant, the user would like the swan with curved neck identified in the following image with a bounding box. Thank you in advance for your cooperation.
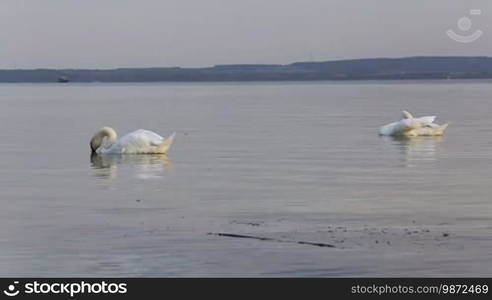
[379,111,449,137]
[90,127,175,154]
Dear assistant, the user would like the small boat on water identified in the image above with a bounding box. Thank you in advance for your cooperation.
[57,76,69,83]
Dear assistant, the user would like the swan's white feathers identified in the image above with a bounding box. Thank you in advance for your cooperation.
[91,127,175,154]
[413,116,436,125]
[119,130,163,149]
[379,112,448,137]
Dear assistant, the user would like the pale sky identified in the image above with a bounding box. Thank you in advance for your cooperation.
[0,0,491,68]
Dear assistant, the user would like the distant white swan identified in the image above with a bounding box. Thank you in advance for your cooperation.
[90,127,175,154]
[379,111,449,137]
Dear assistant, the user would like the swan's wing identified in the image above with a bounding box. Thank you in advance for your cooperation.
[423,123,440,129]
[414,116,436,125]
[117,130,164,153]
[401,111,436,126]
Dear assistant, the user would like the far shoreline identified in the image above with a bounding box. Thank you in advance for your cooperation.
[2,56,492,83]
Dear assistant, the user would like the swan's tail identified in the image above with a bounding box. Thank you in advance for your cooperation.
[159,132,176,153]
[435,123,449,136]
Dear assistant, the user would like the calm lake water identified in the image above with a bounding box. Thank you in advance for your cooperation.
[0,81,491,276]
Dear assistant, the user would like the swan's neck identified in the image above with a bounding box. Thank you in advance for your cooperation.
[91,127,118,153]
[402,110,414,119]
[101,127,117,149]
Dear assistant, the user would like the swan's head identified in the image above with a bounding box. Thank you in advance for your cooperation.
[90,127,117,153]
[402,110,414,119]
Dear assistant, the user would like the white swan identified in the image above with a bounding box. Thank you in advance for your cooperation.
[90,127,175,154]
[379,111,449,137]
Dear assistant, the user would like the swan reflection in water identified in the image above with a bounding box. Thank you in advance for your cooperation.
[91,153,172,180]
[382,135,443,167]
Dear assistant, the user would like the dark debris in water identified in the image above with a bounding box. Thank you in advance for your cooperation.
[210,223,451,250]
[208,232,335,248]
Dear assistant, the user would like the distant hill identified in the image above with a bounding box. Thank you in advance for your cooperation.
[2,56,492,82]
